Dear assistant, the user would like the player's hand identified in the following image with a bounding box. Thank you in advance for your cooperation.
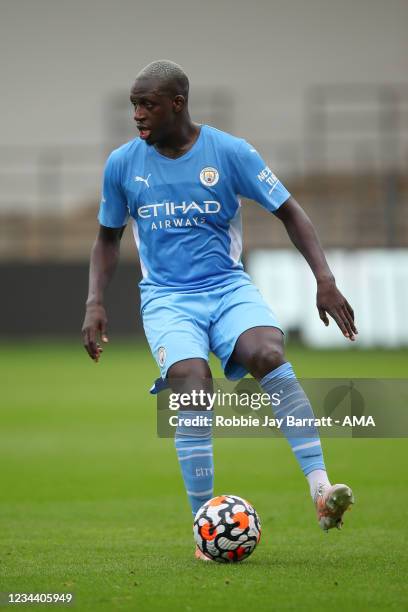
[316,279,358,341]
[82,303,109,362]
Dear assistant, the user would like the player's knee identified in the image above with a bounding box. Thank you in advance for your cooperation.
[249,342,285,380]
[168,358,211,380]
[167,358,213,408]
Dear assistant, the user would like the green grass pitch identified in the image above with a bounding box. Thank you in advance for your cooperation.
[1,341,407,611]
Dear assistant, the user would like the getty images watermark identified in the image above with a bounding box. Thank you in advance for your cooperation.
[156,378,408,438]
[168,388,281,411]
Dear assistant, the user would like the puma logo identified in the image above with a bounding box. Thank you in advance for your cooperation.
[134,173,151,188]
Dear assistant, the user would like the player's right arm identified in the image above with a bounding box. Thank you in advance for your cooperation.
[82,224,126,361]
[82,150,129,362]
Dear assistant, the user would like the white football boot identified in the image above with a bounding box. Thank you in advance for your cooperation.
[315,483,354,531]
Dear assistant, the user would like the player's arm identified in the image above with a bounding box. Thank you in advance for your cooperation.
[82,224,126,361]
[233,140,357,341]
[82,149,129,361]
[274,196,357,341]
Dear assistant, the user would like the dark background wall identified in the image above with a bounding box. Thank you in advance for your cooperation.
[0,263,143,337]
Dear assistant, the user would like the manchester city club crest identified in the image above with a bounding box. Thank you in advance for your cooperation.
[200,166,219,187]
[158,346,166,367]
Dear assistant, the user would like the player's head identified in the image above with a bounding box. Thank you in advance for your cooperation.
[130,60,190,145]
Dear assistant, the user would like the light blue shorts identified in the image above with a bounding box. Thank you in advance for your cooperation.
[142,279,283,383]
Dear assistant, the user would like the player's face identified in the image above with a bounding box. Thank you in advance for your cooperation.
[130,78,177,146]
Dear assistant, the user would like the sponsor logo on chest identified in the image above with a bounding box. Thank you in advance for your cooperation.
[137,200,221,219]
[137,200,222,231]
[133,166,222,230]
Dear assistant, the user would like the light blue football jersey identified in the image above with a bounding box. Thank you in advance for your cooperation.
[98,125,290,307]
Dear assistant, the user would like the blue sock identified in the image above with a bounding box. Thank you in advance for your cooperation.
[175,410,214,516]
[260,362,326,476]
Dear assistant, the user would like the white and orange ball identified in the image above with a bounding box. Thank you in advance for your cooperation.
[193,494,261,563]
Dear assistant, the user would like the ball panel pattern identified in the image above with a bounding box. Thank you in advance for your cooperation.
[193,494,261,563]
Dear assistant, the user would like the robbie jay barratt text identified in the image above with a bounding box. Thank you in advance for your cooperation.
[168,415,376,428]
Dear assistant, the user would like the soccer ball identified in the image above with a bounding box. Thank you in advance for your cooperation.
[193,494,261,563]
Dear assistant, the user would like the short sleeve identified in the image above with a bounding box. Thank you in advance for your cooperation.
[233,140,290,213]
[97,151,129,228]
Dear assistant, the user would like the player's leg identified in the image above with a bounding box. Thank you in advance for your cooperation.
[142,293,214,520]
[231,327,329,489]
[232,327,329,484]
[210,282,353,530]
[168,358,214,519]
[232,326,354,530]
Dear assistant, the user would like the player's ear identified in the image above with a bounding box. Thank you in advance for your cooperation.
[173,95,185,113]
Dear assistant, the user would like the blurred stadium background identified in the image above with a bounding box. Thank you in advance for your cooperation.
[1,0,407,344]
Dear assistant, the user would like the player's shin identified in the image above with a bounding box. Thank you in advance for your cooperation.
[175,410,214,516]
[260,362,330,498]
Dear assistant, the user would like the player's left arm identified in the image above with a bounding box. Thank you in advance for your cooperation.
[274,196,357,341]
